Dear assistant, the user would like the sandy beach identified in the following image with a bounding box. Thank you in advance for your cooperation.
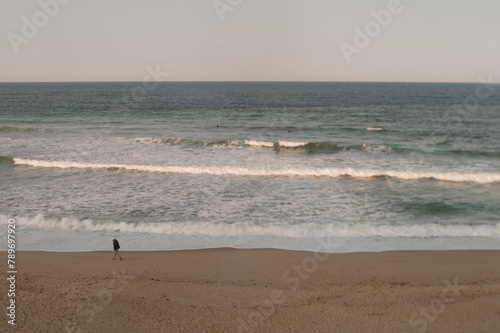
[3,0,500,331]
[1,249,499,332]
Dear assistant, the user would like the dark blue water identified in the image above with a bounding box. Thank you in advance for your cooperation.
[1,82,499,251]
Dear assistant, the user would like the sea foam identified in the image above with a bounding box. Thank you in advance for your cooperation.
[3,214,499,239]
[13,158,500,183]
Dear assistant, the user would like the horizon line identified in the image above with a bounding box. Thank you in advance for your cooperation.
[0,80,496,84]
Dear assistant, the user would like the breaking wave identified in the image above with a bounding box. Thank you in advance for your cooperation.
[4,214,499,238]
[13,158,500,183]
[134,137,235,147]
[131,137,412,154]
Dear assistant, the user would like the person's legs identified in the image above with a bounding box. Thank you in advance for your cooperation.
[116,250,122,260]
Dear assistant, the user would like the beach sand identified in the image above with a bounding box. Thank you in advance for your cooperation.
[2,249,499,332]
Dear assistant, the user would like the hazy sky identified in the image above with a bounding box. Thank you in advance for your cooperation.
[1,0,499,82]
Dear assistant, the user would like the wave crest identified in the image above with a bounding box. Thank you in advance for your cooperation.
[134,137,235,147]
[132,137,409,154]
[13,158,500,183]
[4,214,500,238]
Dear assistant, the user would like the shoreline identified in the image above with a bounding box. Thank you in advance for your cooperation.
[2,249,500,332]
[5,221,500,253]
[9,247,500,253]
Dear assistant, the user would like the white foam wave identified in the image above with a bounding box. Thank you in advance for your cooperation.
[135,137,266,148]
[13,158,500,183]
[244,140,275,148]
[277,140,309,147]
[4,214,500,239]
[131,137,330,151]
[366,127,383,131]
[134,137,174,145]
[244,140,309,148]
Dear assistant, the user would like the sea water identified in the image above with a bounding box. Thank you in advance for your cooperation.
[0,82,499,252]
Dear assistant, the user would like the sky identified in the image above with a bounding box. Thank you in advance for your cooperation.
[1,0,499,82]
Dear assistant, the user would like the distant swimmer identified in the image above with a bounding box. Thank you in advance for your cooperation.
[217,125,219,128]
[288,129,293,133]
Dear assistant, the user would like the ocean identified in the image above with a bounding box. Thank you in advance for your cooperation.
[1,82,499,252]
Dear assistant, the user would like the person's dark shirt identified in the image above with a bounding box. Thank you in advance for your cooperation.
[113,239,120,250]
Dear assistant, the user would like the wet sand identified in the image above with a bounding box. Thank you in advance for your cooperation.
[2,249,500,332]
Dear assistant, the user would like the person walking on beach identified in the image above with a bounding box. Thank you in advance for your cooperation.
[112,238,122,260]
